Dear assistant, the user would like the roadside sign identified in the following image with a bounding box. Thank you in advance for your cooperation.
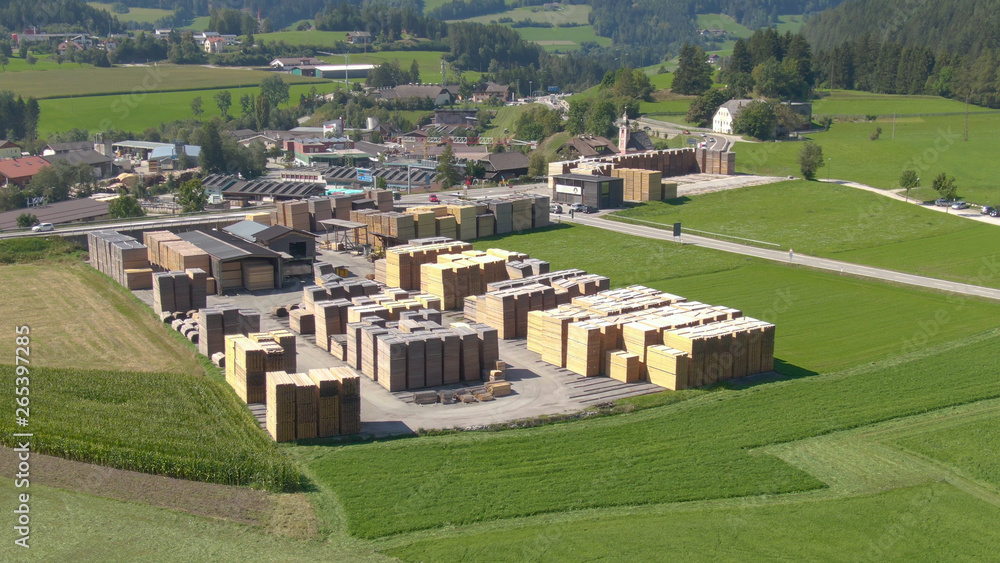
[357,168,373,182]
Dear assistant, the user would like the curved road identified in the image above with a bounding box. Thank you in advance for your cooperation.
[562,212,1000,302]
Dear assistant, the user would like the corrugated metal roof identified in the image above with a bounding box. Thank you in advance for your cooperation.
[0,197,109,230]
[254,225,317,242]
[223,219,270,241]
[177,229,282,261]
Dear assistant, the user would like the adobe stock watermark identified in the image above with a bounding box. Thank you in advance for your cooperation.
[100,65,171,132]
[900,127,962,176]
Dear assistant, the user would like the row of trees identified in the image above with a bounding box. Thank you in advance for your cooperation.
[0,90,40,142]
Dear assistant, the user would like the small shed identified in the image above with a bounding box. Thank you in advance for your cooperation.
[177,230,283,294]
[252,225,317,259]
[551,173,623,209]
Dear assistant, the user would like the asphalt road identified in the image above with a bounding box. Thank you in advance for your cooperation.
[562,212,1000,302]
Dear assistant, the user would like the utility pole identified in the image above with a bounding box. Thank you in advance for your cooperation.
[892,112,895,139]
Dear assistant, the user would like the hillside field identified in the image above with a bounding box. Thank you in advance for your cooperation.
[733,112,1000,203]
[38,83,327,134]
[255,30,348,47]
[88,2,173,23]
[2,64,323,99]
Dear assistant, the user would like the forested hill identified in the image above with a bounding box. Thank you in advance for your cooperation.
[804,0,1000,56]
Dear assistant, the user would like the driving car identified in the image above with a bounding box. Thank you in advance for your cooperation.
[583,205,599,214]
[951,201,969,210]
[549,204,563,214]
[428,194,439,203]
[981,206,995,215]
[31,223,54,232]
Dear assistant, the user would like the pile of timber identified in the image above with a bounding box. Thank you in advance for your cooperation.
[241,259,275,291]
[611,168,663,202]
[524,285,775,388]
[152,269,208,314]
[345,317,498,392]
[379,240,473,289]
[463,270,611,338]
[349,210,416,247]
[88,231,153,290]
[420,251,510,310]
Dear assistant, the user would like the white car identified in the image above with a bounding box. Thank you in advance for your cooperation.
[31,223,54,232]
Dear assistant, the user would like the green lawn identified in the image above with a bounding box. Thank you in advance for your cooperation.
[460,4,592,25]
[649,72,674,89]
[389,483,1000,561]
[513,25,612,50]
[696,13,753,37]
[255,30,349,47]
[1,55,80,73]
[184,16,211,31]
[2,64,323,99]
[734,112,1000,200]
[612,180,1000,289]
[897,417,1000,489]
[481,105,531,137]
[39,83,328,134]
[89,2,173,23]
[295,325,1000,537]
[813,90,990,116]
[321,50,474,84]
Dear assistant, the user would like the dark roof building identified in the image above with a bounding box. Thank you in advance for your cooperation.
[376,85,453,106]
[42,150,115,178]
[0,140,22,158]
[0,197,109,231]
[221,179,327,201]
[176,229,284,293]
[558,136,618,159]
[480,151,530,181]
[43,141,92,155]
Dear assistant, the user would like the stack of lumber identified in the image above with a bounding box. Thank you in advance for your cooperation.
[289,372,318,439]
[612,168,664,202]
[88,231,153,290]
[420,253,507,310]
[510,197,533,231]
[404,208,438,239]
[477,213,495,238]
[306,367,361,436]
[347,317,497,391]
[505,258,549,279]
[246,212,271,225]
[289,309,315,334]
[159,240,211,273]
[435,215,457,239]
[265,370,296,442]
[226,335,266,404]
[487,200,513,234]
[523,286,775,388]
[367,188,394,212]
[381,240,472,289]
[447,204,479,241]
[464,270,609,336]
[307,197,333,229]
[219,261,242,290]
[197,308,225,356]
[275,201,311,231]
[143,230,181,267]
[151,269,208,314]
[314,299,352,352]
[241,260,274,291]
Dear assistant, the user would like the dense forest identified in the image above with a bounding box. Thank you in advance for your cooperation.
[804,0,1000,57]
[314,0,446,41]
[0,0,123,35]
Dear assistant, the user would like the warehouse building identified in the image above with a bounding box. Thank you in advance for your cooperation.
[550,173,624,209]
[224,220,318,260]
[176,229,284,294]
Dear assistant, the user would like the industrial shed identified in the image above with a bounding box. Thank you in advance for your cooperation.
[177,230,283,294]
[221,179,327,202]
[550,173,624,209]
[253,225,317,259]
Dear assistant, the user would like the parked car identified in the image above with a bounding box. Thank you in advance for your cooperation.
[981,206,995,215]
[428,194,439,203]
[952,201,970,210]
[31,223,54,232]
[549,204,563,214]
[934,198,953,207]
[583,205,599,214]
[568,203,586,212]
[991,208,1000,218]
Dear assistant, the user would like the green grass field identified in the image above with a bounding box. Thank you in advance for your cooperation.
[255,30,349,47]
[897,415,1000,488]
[813,90,991,116]
[2,64,322,99]
[611,180,1000,289]
[460,4,592,25]
[319,50,477,84]
[388,483,1000,561]
[513,25,611,50]
[89,2,173,23]
[296,325,1000,537]
[696,13,753,37]
[734,111,1000,201]
[0,365,300,490]
[38,83,328,134]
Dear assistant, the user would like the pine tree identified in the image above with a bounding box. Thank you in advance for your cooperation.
[672,43,713,95]
[435,144,462,188]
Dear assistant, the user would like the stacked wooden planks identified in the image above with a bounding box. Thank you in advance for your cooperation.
[152,269,208,314]
[523,286,775,388]
[88,231,153,290]
[265,371,297,442]
[464,270,610,338]
[347,317,498,392]
[612,168,664,202]
[381,240,473,290]
[246,212,271,225]
[241,260,275,291]
[275,201,311,231]
[447,204,479,241]
[226,335,266,404]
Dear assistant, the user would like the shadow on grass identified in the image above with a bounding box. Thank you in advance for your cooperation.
[472,222,574,243]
